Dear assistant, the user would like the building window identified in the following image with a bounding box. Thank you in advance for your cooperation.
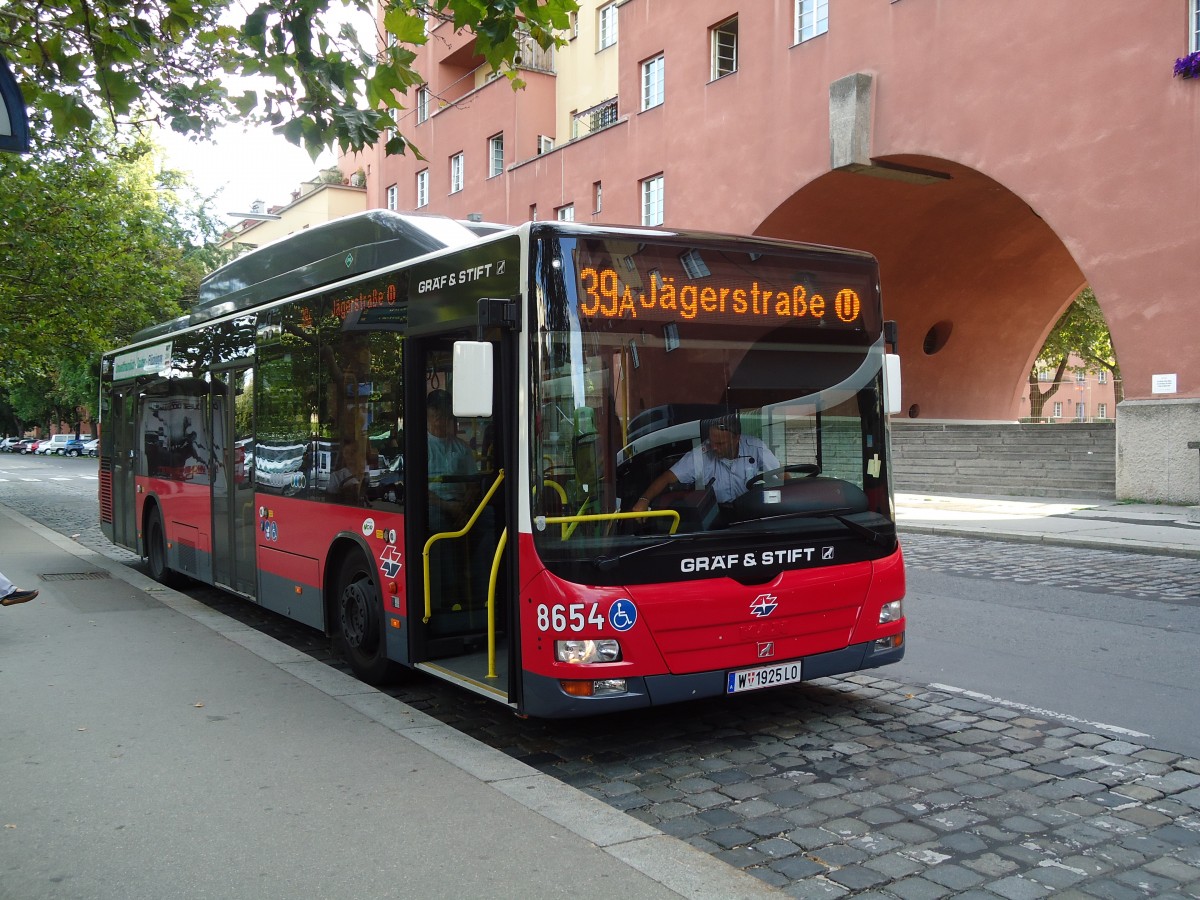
[416,169,429,208]
[529,203,538,221]
[593,181,602,213]
[1076,403,1087,421]
[416,86,430,124]
[598,2,618,50]
[1098,370,1108,384]
[641,174,664,226]
[386,184,398,210]
[642,54,665,110]
[450,152,464,193]
[1098,403,1108,419]
[711,17,738,79]
[680,249,710,279]
[1052,401,1063,419]
[557,204,575,221]
[795,0,829,44]
[488,134,504,177]
[1193,0,1200,53]
[537,135,554,155]
[1037,369,1051,382]
[1075,371,1086,384]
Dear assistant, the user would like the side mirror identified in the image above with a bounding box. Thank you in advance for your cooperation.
[884,353,902,416]
[452,341,493,417]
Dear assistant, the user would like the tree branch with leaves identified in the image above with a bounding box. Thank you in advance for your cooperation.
[1028,288,1122,421]
[1,0,577,157]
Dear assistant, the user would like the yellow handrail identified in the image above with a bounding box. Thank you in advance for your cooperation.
[561,497,593,540]
[423,469,506,623]
[486,527,508,679]
[543,479,567,504]
[542,508,680,536]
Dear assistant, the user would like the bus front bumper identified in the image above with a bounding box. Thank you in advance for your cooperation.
[521,632,905,718]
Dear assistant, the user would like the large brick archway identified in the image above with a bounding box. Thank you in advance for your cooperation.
[758,156,1088,424]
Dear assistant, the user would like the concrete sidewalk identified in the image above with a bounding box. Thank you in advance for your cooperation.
[0,505,778,900]
[895,491,1200,558]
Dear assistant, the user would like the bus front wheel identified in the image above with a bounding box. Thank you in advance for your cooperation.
[332,552,395,685]
[145,508,180,586]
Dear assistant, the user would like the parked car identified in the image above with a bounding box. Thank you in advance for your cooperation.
[20,439,40,454]
[0,437,22,451]
[83,438,99,457]
[39,434,74,455]
[59,438,88,457]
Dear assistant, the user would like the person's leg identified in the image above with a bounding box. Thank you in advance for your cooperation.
[0,570,14,597]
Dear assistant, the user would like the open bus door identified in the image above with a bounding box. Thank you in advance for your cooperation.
[405,334,515,706]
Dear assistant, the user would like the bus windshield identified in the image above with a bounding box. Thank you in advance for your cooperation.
[531,232,896,585]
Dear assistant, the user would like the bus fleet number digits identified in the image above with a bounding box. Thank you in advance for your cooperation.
[536,602,604,632]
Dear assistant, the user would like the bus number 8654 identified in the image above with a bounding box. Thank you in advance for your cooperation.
[537,603,605,632]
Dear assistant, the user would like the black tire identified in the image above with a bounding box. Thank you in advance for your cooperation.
[332,551,396,685]
[67,449,79,457]
[145,508,180,586]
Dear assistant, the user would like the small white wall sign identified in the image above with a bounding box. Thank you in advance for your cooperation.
[1151,374,1177,394]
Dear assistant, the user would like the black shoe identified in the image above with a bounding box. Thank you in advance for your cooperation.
[1,588,38,606]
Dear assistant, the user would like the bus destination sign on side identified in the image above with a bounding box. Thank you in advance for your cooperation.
[577,265,864,328]
[113,341,173,379]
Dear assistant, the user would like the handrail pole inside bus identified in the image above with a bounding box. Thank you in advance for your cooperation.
[561,499,591,541]
[485,528,508,679]
[422,470,506,624]
[541,509,681,535]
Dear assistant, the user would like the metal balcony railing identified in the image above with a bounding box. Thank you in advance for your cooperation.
[571,98,619,139]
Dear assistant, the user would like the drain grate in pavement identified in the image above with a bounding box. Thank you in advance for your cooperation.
[40,572,111,581]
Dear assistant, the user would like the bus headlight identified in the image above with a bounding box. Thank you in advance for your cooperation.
[555,639,621,664]
[879,600,903,624]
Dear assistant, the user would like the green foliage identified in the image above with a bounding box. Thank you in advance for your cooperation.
[1028,288,1122,418]
[0,132,225,428]
[1,0,579,158]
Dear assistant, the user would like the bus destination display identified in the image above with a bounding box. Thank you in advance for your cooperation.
[577,264,865,328]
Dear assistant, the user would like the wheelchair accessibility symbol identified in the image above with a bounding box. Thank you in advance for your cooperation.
[608,598,637,632]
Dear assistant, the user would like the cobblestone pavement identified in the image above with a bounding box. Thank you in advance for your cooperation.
[900,533,1200,606]
[5,463,1200,898]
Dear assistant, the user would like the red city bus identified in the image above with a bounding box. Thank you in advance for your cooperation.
[100,211,906,717]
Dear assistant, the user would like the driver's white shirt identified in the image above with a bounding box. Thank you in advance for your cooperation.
[669,435,780,503]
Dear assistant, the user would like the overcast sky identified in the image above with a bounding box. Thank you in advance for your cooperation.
[158,2,372,228]
[159,124,339,226]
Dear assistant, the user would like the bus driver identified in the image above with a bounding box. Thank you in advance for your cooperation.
[631,415,780,512]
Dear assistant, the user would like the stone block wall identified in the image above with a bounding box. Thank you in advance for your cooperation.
[890,422,1116,499]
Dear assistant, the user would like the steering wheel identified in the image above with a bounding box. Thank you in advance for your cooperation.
[745,463,820,489]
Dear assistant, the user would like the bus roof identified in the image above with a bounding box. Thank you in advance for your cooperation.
[132,211,487,343]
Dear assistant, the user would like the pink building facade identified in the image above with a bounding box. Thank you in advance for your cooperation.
[345,1,1200,503]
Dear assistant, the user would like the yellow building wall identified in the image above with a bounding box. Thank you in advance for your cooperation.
[554,1,621,144]
[220,185,367,251]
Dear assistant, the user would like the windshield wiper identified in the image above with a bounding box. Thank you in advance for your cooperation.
[592,534,703,572]
[726,508,894,545]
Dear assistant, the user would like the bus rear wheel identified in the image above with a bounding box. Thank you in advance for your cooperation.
[332,552,395,685]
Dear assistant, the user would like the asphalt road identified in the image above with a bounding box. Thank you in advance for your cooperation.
[895,556,1200,757]
[5,451,1200,896]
